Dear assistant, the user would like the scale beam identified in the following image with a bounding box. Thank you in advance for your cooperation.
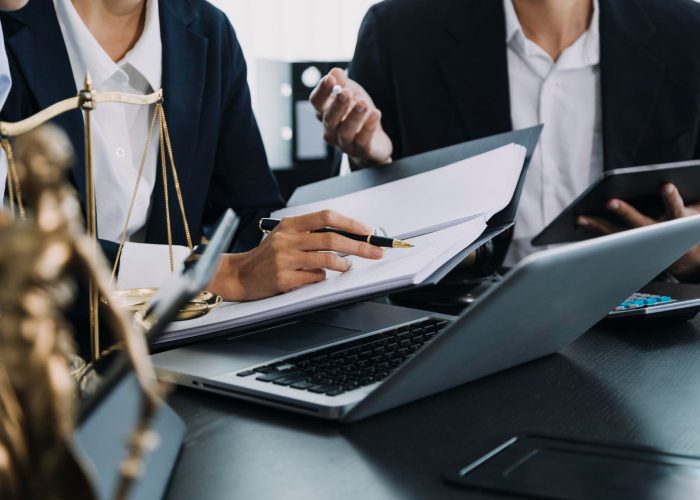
[0,82,164,362]
[0,89,163,138]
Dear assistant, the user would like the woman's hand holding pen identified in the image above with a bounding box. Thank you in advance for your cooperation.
[207,210,384,302]
[310,68,393,168]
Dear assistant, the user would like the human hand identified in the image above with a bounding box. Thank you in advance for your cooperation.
[577,183,700,280]
[208,210,384,301]
[309,67,393,168]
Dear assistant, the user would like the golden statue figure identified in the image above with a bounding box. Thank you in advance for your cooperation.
[0,124,165,499]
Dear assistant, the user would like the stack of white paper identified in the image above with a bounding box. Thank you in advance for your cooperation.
[271,143,526,238]
[157,143,527,344]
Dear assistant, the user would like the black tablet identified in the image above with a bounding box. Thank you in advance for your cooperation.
[445,434,700,499]
[532,159,700,246]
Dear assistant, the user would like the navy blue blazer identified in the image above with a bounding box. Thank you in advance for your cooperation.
[0,0,284,260]
[350,0,700,170]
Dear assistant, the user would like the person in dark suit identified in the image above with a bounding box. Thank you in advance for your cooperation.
[311,0,700,280]
[0,0,384,305]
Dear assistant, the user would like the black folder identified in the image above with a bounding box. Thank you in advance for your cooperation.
[144,127,543,350]
[289,125,542,283]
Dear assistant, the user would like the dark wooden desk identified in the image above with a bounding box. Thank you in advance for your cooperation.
[164,315,700,500]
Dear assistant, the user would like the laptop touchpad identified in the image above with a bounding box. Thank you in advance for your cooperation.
[153,321,364,379]
[231,320,362,354]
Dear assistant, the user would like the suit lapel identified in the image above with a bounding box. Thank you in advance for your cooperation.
[146,0,207,244]
[3,0,86,198]
[435,0,512,140]
[600,0,664,170]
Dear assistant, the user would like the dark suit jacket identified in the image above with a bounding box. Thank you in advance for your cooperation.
[350,0,700,170]
[0,0,285,357]
[0,0,284,261]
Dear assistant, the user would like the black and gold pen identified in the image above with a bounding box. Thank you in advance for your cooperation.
[258,218,414,248]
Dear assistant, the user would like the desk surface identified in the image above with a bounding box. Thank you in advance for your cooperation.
[164,314,700,500]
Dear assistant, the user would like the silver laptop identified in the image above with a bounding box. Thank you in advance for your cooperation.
[152,215,700,422]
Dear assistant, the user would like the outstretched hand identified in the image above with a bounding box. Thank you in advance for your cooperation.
[309,68,393,168]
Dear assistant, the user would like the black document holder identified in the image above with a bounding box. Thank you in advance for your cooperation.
[149,127,543,351]
[445,435,700,499]
[288,126,543,284]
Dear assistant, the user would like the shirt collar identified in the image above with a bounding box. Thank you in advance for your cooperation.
[54,0,161,91]
[504,0,521,46]
[504,0,600,67]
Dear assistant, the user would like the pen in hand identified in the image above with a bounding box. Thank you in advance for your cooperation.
[259,218,414,249]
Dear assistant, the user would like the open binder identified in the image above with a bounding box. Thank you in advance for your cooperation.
[153,126,542,350]
[288,125,542,279]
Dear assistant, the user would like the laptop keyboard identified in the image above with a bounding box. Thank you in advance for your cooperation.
[236,318,450,397]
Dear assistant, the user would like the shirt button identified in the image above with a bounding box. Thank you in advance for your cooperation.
[116,147,126,158]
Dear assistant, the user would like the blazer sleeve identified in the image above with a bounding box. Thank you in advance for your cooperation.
[205,19,284,253]
[348,6,404,167]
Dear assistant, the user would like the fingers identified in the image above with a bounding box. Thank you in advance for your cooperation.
[328,67,350,87]
[294,251,355,273]
[322,88,356,139]
[310,68,352,118]
[354,109,381,150]
[606,199,655,228]
[282,210,374,235]
[310,69,392,164]
[577,216,621,235]
[336,101,371,148]
[283,269,327,292]
[661,183,687,220]
[309,73,337,117]
[298,232,383,259]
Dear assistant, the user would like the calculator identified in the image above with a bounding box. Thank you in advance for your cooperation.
[606,284,700,321]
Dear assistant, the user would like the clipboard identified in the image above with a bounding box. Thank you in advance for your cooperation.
[532,159,700,246]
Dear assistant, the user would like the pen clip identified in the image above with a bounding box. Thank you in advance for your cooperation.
[258,219,272,234]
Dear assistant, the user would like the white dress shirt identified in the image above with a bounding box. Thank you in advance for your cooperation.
[54,0,161,243]
[0,24,12,200]
[503,0,604,265]
[54,0,187,288]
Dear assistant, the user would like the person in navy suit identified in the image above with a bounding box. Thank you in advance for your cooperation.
[311,0,700,280]
[0,0,384,306]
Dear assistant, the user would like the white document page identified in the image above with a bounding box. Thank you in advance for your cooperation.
[272,143,526,238]
[117,243,191,290]
[159,216,487,343]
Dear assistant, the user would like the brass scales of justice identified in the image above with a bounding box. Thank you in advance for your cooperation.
[0,74,222,362]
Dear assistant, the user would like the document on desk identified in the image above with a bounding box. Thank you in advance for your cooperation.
[271,143,527,238]
[157,143,526,344]
[158,216,488,344]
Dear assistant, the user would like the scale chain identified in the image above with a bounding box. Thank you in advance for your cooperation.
[1,139,25,220]
[110,105,160,283]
